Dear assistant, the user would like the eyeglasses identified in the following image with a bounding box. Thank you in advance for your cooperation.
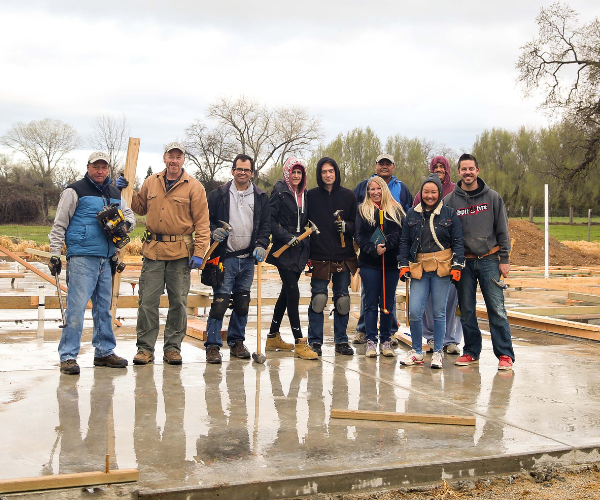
[234,168,252,174]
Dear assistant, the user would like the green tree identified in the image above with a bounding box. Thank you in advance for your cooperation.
[145,166,153,179]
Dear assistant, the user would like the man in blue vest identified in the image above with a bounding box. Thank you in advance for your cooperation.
[48,152,136,375]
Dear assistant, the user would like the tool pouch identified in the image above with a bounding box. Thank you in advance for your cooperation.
[110,255,118,276]
[201,258,225,288]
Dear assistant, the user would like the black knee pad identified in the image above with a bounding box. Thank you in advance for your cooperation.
[232,291,251,317]
[310,293,328,314]
[334,295,351,316]
[209,293,230,320]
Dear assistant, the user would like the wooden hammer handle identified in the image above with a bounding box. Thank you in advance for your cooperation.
[199,240,220,270]
[271,229,313,258]
[337,216,346,248]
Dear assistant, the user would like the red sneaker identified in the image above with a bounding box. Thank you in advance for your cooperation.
[498,355,513,371]
[455,354,478,366]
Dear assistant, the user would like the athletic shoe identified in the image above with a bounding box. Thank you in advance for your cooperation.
[400,349,425,366]
[431,351,443,369]
[426,339,435,350]
[444,343,460,355]
[379,341,395,357]
[365,340,378,358]
[265,332,294,351]
[310,343,322,356]
[295,338,318,360]
[455,354,478,366]
[498,355,513,371]
[335,342,354,355]
[390,336,399,347]
[352,331,367,344]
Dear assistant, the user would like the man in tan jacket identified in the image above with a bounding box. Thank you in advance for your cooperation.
[117,142,210,365]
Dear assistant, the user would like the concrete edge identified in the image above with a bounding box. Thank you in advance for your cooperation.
[138,445,597,500]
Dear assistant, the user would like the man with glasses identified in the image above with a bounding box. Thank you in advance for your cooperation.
[352,154,413,345]
[203,154,271,364]
[49,152,135,374]
[118,142,210,366]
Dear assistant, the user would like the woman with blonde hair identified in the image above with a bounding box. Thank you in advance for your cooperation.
[354,176,405,358]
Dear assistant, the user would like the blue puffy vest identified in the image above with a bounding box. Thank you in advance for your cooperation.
[65,175,122,259]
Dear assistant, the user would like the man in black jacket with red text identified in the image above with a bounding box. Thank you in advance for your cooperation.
[306,157,357,356]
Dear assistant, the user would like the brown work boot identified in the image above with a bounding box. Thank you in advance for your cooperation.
[295,338,318,360]
[60,359,80,375]
[206,345,222,364]
[163,350,183,365]
[265,332,294,351]
[94,353,128,368]
[230,340,251,359]
[133,350,154,365]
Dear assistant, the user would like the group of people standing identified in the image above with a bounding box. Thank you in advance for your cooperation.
[49,141,515,375]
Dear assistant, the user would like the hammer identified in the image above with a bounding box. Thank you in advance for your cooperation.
[333,210,346,248]
[252,245,272,365]
[271,220,319,258]
[199,220,233,270]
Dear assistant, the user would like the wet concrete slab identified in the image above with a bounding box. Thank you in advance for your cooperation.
[1,317,600,497]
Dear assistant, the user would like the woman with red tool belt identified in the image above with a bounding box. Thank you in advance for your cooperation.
[398,173,465,369]
[354,176,405,358]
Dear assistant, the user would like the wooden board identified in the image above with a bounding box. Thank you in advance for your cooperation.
[393,331,431,352]
[568,292,600,304]
[0,469,139,494]
[25,248,67,262]
[0,273,25,279]
[186,318,226,341]
[330,409,476,426]
[0,245,67,293]
[510,305,600,316]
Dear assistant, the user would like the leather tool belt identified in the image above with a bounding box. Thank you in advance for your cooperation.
[409,247,453,280]
[464,246,500,260]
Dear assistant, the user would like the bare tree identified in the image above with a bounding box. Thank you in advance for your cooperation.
[183,120,236,190]
[53,159,81,190]
[0,154,13,180]
[517,2,600,179]
[88,114,130,180]
[1,118,80,220]
[207,96,323,178]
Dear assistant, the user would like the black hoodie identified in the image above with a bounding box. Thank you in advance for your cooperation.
[306,157,358,261]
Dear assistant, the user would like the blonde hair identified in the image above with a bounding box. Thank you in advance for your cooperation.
[359,176,405,226]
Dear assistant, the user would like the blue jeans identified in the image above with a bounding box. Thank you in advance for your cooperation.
[359,266,399,343]
[456,258,515,361]
[58,256,117,361]
[205,256,255,347]
[355,288,399,334]
[421,284,463,346]
[307,269,351,345]
[409,271,451,353]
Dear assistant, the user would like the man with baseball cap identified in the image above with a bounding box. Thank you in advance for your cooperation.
[49,151,136,374]
[352,154,412,346]
[117,142,210,365]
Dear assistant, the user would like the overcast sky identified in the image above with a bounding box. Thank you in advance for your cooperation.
[1,0,598,178]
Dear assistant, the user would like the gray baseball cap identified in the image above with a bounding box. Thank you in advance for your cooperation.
[164,142,186,154]
[87,152,110,165]
[376,154,395,164]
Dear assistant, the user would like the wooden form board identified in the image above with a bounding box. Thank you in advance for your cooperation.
[330,409,476,426]
[0,273,25,279]
[511,305,600,316]
[568,292,600,304]
[394,331,431,352]
[0,469,139,494]
[186,318,226,341]
[0,245,67,293]
[25,248,67,262]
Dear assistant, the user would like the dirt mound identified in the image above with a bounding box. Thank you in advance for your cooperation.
[508,219,600,267]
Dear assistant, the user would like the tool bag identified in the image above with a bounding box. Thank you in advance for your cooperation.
[201,257,225,288]
[409,248,453,280]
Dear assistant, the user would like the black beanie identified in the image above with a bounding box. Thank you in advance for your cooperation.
[420,173,443,208]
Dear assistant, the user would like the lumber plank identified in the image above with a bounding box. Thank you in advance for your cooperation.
[568,292,600,304]
[0,273,25,278]
[511,305,600,316]
[393,331,431,352]
[0,469,139,494]
[186,318,226,341]
[0,245,67,293]
[25,248,66,262]
[330,409,476,426]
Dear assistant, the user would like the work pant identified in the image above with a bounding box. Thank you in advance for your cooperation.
[136,257,191,354]
[456,258,515,361]
[421,284,463,346]
[269,268,303,339]
[59,256,117,361]
[359,266,399,344]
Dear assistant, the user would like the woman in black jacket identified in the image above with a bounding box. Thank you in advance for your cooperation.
[354,176,405,358]
[266,157,317,360]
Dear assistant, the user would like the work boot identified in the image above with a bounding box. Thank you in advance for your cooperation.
[94,353,128,368]
[365,340,378,358]
[335,342,354,355]
[163,350,182,365]
[230,341,251,359]
[206,345,222,364]
[265,332,294,351]
[133,350,154,365]
[379,341,395,357]
[310,343,322,356]
[352,331,366,344]
[444,343,460,355]
[295,338,318,360]
[60,359,80,375]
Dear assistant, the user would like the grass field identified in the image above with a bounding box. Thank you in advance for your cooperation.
[534,224,600,242]
[528,216,600,224]
[0,224,147,245]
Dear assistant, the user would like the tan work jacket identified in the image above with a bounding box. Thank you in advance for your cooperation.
[131,169,210,261]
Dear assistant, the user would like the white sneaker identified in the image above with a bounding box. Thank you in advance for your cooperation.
[400,349,425,366]
[379,341,395,357]
[431,351,443,369]
[426,339,435,350]
[365,340,378,358]
[444,343,460,355]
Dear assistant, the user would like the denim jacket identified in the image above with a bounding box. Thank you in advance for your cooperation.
[398,202,465,269]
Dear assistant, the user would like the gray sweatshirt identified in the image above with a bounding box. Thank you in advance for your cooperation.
[443,177,511,264]
[227,182,254,258]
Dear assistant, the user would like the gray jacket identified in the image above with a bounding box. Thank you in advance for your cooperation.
[443,177,511,264]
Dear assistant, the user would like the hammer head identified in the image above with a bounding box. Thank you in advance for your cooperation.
[252,352,266,364]
[218,220,233,232]
[333,210,343,218]
[307,219,320,234]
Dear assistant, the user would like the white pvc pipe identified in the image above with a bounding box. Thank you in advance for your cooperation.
[544,184,549,279]
[37,285,45,337]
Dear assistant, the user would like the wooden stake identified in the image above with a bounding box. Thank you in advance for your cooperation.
[331,409,476,426]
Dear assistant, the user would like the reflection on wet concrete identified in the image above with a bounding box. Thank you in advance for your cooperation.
[1,324,600,491]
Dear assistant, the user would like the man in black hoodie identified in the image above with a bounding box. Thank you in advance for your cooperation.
[306,157,357,356]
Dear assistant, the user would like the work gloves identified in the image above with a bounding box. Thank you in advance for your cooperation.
[334,220,346,233]
[253,247,267,262]
[212,227,229,242]
[113,221,130,240]
[399,266,410,282]
[116,175,129,190]
[287,236,299,247]
[48,256,62,276]
[189,256,204,269]
[450,269,461,285]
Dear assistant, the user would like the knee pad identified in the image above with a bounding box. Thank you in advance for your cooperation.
[232,291,251,317]
[334,295,351,316]
[209,293,229,320]
[310,293,328,314]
